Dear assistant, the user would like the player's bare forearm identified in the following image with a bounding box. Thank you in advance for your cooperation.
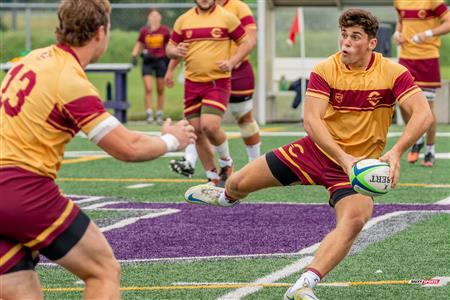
[98,125,168,162]
[303,96,356,174]
[391,93,433,155]
[432,12,450,36]
[168,58,180,71]
[166,43,180,59]
[230,37,253,68]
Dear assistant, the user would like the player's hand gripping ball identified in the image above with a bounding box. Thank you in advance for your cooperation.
[350,159,391,197]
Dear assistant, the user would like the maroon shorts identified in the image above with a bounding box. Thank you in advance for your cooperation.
[230,60,255,103]
[184,78,231,119]
[0,167,85,274]
[268,136,356,206]
[399,58,441,89]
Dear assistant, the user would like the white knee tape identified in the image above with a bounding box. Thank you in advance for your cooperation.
[422,88,436,101]
[239,120,259,138]
[229,99,253,120]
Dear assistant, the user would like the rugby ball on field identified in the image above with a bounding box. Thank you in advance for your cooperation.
[350,159,391,197]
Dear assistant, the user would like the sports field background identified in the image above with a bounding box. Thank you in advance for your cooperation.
[1,4,449,121]
[38,123,450,299]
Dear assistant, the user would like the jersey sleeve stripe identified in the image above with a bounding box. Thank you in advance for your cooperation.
[170,31,183,44]
[308,72,331,95]
[63,95,106,127]
[397,86,421,103]
[46,105,79,136]
[240,15,256,27]
[392,71,420,101]
[229,25,247,42]
[435,3,449,17]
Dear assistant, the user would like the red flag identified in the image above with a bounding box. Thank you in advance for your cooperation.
[287,8,301,45]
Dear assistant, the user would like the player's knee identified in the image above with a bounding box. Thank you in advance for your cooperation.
[92,255,120,283]
[238,120,259,138]
[201,123,220,137]
[342,216,367,238]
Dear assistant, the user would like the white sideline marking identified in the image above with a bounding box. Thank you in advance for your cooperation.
[216,257,314,300]
[216,209,450,300]
[435,196,450,205]
[100,208,180,233]
[71,196,104,204]
[126,183,155,189]
[83,201,124,210]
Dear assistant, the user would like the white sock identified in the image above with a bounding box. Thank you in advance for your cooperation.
[291,270,321,291]
[218,158,233,168]
[184,144,198,167]
[246,142,261,162]
[416,136,425,145]
[206,170,219,180]
[146,109,153,116]
[218,192,235,207]
[213,140,231,161]
[426,144,435,155]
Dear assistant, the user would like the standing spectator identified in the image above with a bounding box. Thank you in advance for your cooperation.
[393,0,450,167]
[166,0,254,187]
[131,9,171,124]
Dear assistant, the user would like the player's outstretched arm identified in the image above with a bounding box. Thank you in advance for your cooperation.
[303,95,360,175]
[380,92,433,186]
[96,119,196,162]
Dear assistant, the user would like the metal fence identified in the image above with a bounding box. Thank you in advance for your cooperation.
[0,2,256,52]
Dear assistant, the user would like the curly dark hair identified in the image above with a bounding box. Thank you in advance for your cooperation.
[55,0,111,47]
[339,8,379,39]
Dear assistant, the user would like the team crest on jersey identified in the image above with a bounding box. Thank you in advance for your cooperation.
[418,9,427,19]
[335,92,344,104]
[211,27,223,38]
[367,91,383,106]
[186,30,193,39]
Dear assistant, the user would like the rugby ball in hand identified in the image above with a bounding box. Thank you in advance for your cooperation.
[350,159,391,197]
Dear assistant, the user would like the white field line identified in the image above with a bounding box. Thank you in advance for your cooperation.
[126,183,155,189]
[434,196,450,205]
[215,209,450,300]
[100,208,180,233]
[71,196,104,204]
[83,201,124,210]
[216,257,314,300]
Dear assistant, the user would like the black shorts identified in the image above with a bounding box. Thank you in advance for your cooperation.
[4,209,90,274]
[142,56,169,78]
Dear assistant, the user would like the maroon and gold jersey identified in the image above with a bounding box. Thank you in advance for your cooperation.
[169,4,247,82]
[305,52,421,158]
[137,25,171,58]
[221,0,256,61]
[0,45,110,178]
[394,0,449,59]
